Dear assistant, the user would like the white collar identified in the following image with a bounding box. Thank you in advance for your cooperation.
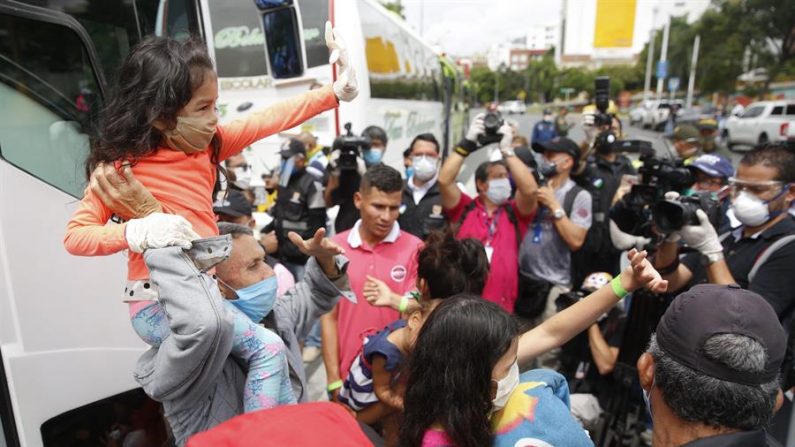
[406,172,438,194]
[347,219,401,248]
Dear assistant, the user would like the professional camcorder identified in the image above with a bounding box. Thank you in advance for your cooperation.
[610,144,721,240]
[333,122,371,171]
[478,111,504,146]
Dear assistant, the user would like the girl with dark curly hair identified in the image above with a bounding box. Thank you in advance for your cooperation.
[64,25,358,412]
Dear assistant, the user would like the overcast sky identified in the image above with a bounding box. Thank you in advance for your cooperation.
[400,0,563,57]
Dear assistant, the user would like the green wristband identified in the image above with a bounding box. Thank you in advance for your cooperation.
[327,380,343,392]
[399,295,410,313]
[611,276,629,299]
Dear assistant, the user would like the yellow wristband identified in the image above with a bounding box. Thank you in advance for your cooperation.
[611,276,629,299]
[327,380,343,392]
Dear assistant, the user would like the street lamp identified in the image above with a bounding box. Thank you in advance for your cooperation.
[494,62,507,104]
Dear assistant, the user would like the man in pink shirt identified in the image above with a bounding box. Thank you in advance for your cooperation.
[321,165,423,398]
[439,115,538,313]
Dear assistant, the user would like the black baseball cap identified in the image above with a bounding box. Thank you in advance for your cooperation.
[532,137,582,166]
[213,189,252,218]
[280,138,306,159]
[656,284,786,386]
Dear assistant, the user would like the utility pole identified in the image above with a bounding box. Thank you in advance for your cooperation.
[643,28,656,102]
[686,35,700,109]
[655,16,670,103]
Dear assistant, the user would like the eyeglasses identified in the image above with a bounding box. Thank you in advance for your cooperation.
[694,177,726,188]
[728,177,785,197]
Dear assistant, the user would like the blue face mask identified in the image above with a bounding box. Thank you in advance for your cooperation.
[225,275,278,323]
[405,166,415,179]
[363,148,384,166]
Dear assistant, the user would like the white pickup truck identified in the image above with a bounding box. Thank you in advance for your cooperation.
[724,100,795,149]
[642,99,684,131]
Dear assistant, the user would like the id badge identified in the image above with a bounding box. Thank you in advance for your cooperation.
[484,244,494,264]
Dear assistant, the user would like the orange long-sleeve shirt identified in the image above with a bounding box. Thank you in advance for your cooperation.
[64,86,338,280]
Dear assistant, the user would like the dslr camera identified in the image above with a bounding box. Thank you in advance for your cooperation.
[333,122,371,171]
[478,111,504,146]
[593,76,613,128]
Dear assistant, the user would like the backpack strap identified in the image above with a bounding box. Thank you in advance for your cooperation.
[562,184,584,218]
[456,199,479,227]
[748,234,795,283]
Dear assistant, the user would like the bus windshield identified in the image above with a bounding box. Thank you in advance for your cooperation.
[208,0,269,78]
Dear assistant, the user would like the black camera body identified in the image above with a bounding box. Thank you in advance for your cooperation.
[610,144,721,240]
[478,111,504,146]
[333,122,371,171]
[653,193,722,233]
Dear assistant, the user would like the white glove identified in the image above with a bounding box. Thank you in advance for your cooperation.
[326,22,358,102]
[680,209,723,258]
[609,219,651,251]
[125,213,200,253]
[465,113,486,143]
[498,123,515,155]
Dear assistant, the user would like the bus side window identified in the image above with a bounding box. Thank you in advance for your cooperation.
[40,388,171,447]
[0,13,103,198]
[261,8,304,79]
[297,0,329,68]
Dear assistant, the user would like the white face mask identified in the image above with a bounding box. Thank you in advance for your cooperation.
[486,178,512,206]
[232,167,252,190]
[492,361,520,411]
[411,155,438,182]
[731,189,786,227]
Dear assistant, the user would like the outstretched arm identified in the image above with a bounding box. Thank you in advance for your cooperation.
[517,249,668,364]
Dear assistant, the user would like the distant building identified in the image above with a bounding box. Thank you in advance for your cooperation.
[509,49,548,71]
[527,23,559,51]
[558,0,710,68]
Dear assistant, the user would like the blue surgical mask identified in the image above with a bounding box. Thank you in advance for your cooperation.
[405,166,415,179]
[223,276,278,323]
[363,148,384,166]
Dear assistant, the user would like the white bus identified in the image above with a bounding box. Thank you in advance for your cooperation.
[201,0,468,179]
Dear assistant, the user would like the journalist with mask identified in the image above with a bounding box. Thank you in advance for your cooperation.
[516,140,592,310]
[439,113,539,314]
[653,144,795,334]
[398,133,446,239]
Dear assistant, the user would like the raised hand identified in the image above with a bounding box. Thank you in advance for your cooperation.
[621,248,668,294]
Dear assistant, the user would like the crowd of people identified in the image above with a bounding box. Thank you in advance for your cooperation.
[63,24,795,447]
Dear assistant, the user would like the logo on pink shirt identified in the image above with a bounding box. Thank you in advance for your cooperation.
[390,265,407,282]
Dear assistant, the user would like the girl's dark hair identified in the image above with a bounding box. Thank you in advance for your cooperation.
[417,230,489,300]
[400,295,519,447]
[86,36,218,178]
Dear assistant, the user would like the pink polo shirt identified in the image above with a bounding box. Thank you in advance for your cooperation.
[332,220,423,379]
[445,194,533,312]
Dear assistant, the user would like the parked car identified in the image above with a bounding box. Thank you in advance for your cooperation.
[723,100,795,149]
[629,101,650,126]
[642,99,684,131]
[498,100,526,115]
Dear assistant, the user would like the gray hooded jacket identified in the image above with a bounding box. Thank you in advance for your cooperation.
[133,236,348,445]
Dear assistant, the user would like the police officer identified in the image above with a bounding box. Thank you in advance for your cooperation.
[399,133,446,239]
[274,138,327,279]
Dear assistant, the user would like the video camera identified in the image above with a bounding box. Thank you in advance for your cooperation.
[610,144,721,240]
[333,122,371,171]
[478,111,504,146]
[593,76,612,128]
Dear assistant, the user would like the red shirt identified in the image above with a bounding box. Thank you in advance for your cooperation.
[332,220,423,379]
[445,194,533,312]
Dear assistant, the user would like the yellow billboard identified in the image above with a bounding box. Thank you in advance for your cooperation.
[593,0,637,48]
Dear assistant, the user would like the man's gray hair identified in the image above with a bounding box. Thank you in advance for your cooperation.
[648,333,779,430]
[217,222,254,239]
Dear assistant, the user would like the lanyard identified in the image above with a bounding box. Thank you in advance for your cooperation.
[531,208,548,244]
[484,207,503,246]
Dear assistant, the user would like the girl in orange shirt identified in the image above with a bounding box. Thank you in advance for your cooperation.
[65,24,357,411]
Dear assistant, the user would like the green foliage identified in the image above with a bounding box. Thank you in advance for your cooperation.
[380,1,406,19]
